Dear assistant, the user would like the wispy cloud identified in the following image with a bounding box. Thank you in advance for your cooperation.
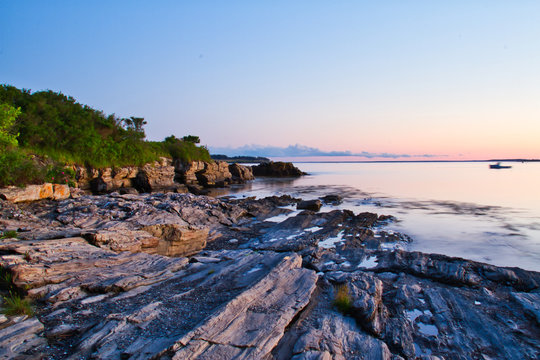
[209,144,444,159]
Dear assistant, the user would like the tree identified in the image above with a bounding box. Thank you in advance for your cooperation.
[0,103,21,149]
[182,135,200,144]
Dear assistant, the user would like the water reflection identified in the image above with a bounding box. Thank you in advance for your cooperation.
[215,162,540,271]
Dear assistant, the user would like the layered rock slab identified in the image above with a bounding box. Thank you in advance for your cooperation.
[1,234,317,359]
[170,254,317,359]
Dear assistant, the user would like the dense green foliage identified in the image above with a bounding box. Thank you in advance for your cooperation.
[164,136,212,163]
[0,85,167,167]
[0,85,211,186]
[0,102,43,186]
[0,103,20,148]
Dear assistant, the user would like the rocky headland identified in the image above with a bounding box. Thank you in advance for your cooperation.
[0,186,539,359]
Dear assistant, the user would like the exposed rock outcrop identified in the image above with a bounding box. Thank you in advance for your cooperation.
[133,158,178,193]
[1,192,539,359]
[174,160,253,187]
[229,162,255,182]
[74,165,139,193]
[252,161,306,177]
[1,159,257,201]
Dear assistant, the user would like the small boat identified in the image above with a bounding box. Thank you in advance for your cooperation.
[489,162,512,169]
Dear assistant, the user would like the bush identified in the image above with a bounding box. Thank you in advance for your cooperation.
[164,136,212,163]
[0,85,213,185]
[334,284,353,314]
[45,164,76,186]
[0,149,44,187]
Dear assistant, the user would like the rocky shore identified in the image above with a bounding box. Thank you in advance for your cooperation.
[0,160,308,203]
[1,188,539,359]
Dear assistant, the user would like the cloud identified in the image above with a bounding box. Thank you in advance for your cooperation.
[209,144,443,159]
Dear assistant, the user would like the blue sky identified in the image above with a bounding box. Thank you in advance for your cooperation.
[1,1,539,159]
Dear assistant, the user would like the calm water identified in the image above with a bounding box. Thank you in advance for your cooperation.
[222,161,540,272]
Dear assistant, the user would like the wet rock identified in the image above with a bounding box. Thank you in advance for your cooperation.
[298,200,322,212]
[320,194,343,205]
[511,292,540,324]
[348,273,387,336]
[252,161,306,177]
[375,250,539,290]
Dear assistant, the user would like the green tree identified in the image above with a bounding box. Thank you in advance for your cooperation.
[0,103,21,149]
[182,135,200,144]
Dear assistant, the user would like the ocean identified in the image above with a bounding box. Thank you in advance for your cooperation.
[221,161,540,272]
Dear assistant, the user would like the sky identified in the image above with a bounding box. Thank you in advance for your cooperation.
[1,1,539,160]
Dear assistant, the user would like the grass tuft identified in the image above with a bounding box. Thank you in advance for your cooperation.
[1,230,18,239]
[333,284,353,314]
[0,267,15,292]
[2,292,33,316]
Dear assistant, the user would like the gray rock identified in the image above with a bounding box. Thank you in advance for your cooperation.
[0,318,46,358]
[1,192,539,360]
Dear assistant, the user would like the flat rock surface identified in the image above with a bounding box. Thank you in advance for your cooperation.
[0,192,539,359]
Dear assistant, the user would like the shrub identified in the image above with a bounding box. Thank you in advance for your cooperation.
[164,136,212,163]
[45,164,76,186]
[0,85,213,184]
[334,284,353,314]
[0,149,44,187]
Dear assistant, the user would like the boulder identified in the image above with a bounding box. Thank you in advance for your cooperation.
[0,183,54,203]
[175,160,235,188]
[229,163,255,183]
[297,200,322,212]
[252,161,306,177]
[143,224,209,257]
[175,160,206,185]
[52,184,71,200]
[320,194,343,205]
[133,157,176,193]
[196,161,233,187]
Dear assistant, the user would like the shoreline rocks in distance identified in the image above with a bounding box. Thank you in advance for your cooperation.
[0,157,307,202]
[252,161,306,177]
